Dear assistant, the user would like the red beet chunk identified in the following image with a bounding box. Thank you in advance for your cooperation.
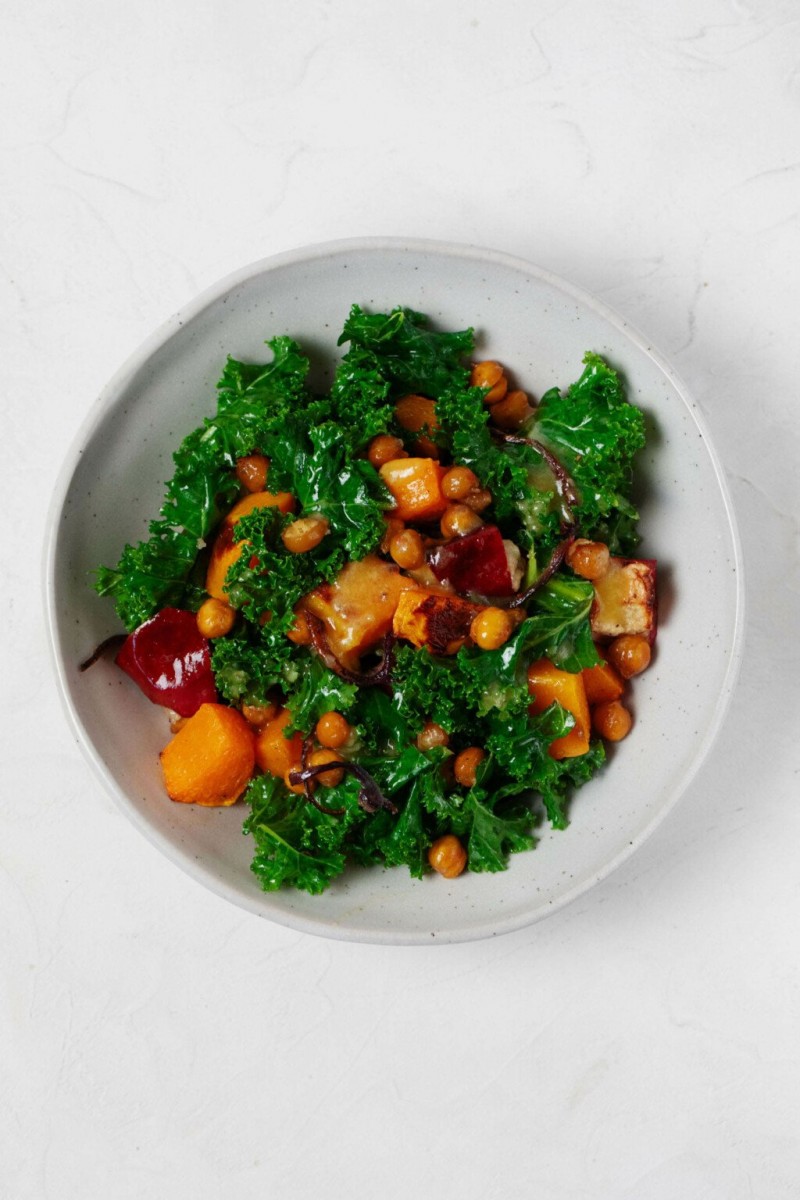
[116,608,217,717]
[428,525,515,597]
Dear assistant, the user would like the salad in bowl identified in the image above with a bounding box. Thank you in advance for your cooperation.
[91,304,657,895]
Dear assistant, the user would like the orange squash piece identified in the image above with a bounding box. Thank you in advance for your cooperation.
[527,658,591,760]
[302,555,414,669]
[394,394,439,433]
[582,659,625,706]
[254,708,304,780]
[205,490,295,601]
[160,703,256,805]
[393,587,483,655]
[379,457,448,523]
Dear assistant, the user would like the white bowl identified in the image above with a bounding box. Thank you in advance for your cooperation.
[45,238,744,944]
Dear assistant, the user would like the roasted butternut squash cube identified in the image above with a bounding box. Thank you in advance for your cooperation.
[379,457,448,523]
[302,555,413,669]
[160,703,255,805]
[582,659,625,706]
[590,557,657,643]
[527,658,591,759]
[206,489,295,601]
[393,587,484,655]
[254,708,304,779]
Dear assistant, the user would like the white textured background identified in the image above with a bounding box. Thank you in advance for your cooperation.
[3,1,799,1197]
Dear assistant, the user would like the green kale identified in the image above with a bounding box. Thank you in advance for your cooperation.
[528,353,646,552]
[95,336,315,631]
[338,305,475,400]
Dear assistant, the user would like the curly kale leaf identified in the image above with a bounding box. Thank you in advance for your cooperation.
[528,353,646,552]
[95,336,314,631]
[338,304,475,400]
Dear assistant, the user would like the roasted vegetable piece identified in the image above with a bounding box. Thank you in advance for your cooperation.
[160,703,255,805]
[590,557,657,643]
[582,659,625,706]
[428,524,518,597]
[302,555,414,669]
[379,457,448,523]
[205,490,295,602]
[527,658,591,760]
[254,708,304,779]
[393,587,484,655]
[116,607,217,717]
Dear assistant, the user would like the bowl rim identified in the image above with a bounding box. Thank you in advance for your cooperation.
[42,236,746,944]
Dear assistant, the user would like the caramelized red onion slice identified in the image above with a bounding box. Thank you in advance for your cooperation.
[289,736,396,816]
[79,633,127,672]
[306,612,396,693]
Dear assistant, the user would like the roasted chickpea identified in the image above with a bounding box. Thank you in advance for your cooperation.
[461,487,493,513]
[389,528,425,570]
[283,764,308,794]
[454,746,485,787]
[471,360,508,404]
[235,454,268,492]
[242,702,279,728]
[287,609,312,645]
[315,710,351,749]
[491,389,532,431]
[593,700,633,742]
[307,748,345,788]
[440,503,483,539]
[416,722,450,751]
[470,607,515,651]
[281,514,330,554]
[442,465,479,501]
[428,834,468,878]
[607,634,652,679]
[566,538,611,581]
[196,597,236,639]
[368,434,406,468]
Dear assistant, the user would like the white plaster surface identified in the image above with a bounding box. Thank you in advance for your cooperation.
[2,1,799,1196]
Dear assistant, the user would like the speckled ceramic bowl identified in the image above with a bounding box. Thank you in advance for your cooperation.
[44,239,744,944]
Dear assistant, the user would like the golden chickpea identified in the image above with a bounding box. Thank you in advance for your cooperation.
[440,503,483,539]
[416,722,450,751]
[471,360,508,404]
[454,746,485,787]
[235,454,269,493]
[389,528,426,570]
[307,748,345,788]
[607,634,652,679]
[281,514,330,554]
[196,597,236,639]
[593,700,633,742]
[470,607,515,651]
[242,701,279,728]
[315,711,352,750]
[284,763,308,794]
[442,465,479,501]
[287,609,312,645]
[491,389,532,431]
[428,834,468,879]
[368,434,406,468]
[566,539,611,581]
[461,487,493,514]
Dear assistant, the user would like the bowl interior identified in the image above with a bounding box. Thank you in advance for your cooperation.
[46,240,743,943]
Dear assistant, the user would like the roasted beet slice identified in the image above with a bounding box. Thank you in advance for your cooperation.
[428,525,516,597]
[116,608,217,717]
